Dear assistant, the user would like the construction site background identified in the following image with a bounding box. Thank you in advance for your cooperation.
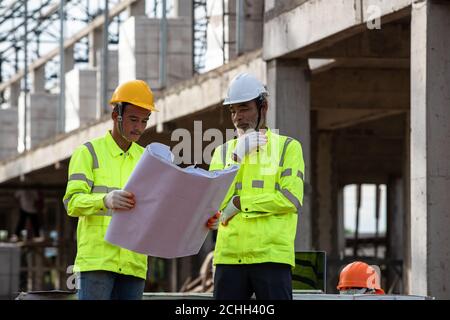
[0,0,449,300]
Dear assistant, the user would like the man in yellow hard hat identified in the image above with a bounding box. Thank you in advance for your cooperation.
[63,80,157,300]
[206,73,305,300]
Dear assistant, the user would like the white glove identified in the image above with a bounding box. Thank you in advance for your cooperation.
[103,190,135,210]
[220,196,240,226]
[232,131,267,163]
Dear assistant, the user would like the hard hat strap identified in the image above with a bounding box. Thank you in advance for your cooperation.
[117,102,132,143]
[254,95,265,153]
[254,95,264,132]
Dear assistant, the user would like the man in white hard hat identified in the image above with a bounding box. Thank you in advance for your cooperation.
[206,73,305,300]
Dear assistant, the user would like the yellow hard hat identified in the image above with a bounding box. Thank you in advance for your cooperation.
[109,80,158,112]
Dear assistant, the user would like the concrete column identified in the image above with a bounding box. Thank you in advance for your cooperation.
[315,131,341,292]
[267,58,311,250]
[65,46,74,73]
[0,108,19,159]
[174,0,193,18]
[127,0,146,16]
[403,112,411,294]
[7,82,20,108]
[31,65,46,93]
[118,16,193,90]
[97,50,118,114]
[410,0,450,299]
[387,177,404,293]
[18,92,58,150]
[337,187,345,254]
[227,0,264,60]
[315,132,336,253]
[89,28,103,67]
[264,0,275,12]
[65,68,98,132]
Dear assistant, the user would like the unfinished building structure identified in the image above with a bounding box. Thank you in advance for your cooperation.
[0,0,449,299]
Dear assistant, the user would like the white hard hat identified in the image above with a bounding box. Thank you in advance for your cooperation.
[223,73,268,105]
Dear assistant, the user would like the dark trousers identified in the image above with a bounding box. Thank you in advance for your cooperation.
[78,271,145,300]
[214,263,292,300]
[15,209,40,237]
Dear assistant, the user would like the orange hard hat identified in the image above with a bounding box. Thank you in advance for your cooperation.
[109,80,158,112]
[337,261,385,294]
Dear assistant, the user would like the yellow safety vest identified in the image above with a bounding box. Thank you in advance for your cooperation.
[63,131,147,279]
[210,129,304,267]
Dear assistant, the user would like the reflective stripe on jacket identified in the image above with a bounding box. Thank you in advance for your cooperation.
[209,129,304,267]
[63,131,147,279]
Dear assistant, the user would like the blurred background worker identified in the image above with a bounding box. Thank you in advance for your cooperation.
[63,80,157,300]
[337,261,385,295]
[11,188,44,242]
[207,73,305,300]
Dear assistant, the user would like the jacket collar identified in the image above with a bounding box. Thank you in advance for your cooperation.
[233,127,273,139]
[105,131,140,159]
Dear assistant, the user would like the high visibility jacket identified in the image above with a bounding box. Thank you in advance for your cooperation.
[209,129,304,267]
[63,131,147,279]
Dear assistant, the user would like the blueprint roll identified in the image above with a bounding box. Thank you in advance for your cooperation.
[105,143,239,258]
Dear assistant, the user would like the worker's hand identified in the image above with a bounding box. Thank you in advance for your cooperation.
[206,211,221,230]
[232,130,267,163]
[220,196,240,226]
[103,190,135,210]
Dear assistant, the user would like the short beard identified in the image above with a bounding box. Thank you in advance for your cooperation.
[236,127,246,137]
[236,117,264,136]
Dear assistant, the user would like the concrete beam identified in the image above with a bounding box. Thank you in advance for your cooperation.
[329,58,410,70]
[312,68,410,111]
[0,50,264,184]
[263,0,411,60]
[309,57,410,75]
[310,22,410,59]
[410,0,450,299]
[318,109,405,130]
[0,119,112,185]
